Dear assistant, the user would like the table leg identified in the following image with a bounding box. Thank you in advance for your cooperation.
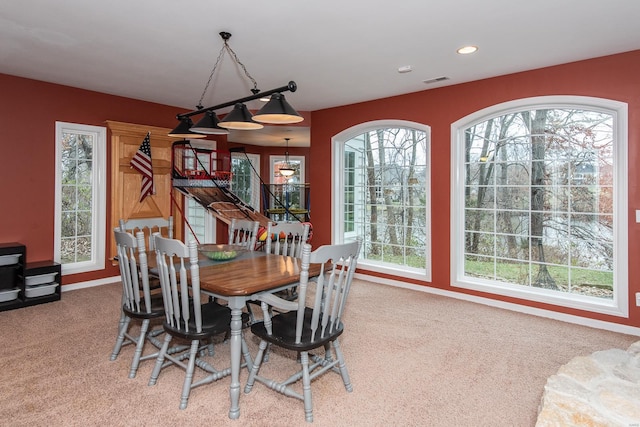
[227,296,244,420]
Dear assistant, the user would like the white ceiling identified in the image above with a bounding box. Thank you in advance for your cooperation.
[2,0,639,146]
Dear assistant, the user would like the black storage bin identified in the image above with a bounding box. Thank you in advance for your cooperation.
[0,265,18,290]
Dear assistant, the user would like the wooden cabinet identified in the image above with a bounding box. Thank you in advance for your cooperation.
[107,121,184,262]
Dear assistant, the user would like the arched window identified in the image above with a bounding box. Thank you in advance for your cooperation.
[451,96,628,317]
[333,120,431,280]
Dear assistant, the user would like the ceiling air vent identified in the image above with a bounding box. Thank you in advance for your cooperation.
[423,76,449,84]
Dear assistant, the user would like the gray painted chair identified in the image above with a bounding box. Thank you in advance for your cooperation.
[118,216,174,252]
[245,239,361,423]
[247,221,312,323]
[115,217,173,333]
[148,234,251,410]
[264,221,310,258]
[227,218,259,251]
[110,230,165,378]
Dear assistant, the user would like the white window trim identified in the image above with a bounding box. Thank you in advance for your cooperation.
[332,120,432,282]
[450,96,629,317]
[54,122,107,275]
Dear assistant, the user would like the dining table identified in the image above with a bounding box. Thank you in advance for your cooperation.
[150,247,322,420]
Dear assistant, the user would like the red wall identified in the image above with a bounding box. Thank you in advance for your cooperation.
[309,50,640,328]
[0,74,183,284]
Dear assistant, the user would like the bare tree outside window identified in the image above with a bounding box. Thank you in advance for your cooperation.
[463,107,615,299]
[344,127,428,271]
[60,132,94,264]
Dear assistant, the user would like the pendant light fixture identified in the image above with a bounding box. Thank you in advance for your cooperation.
[168,117,207,139]
[190,110,229,135]
[279,138,296,177]
[253,93,303,124]
[170,31,303,136]
[218,103,264,130]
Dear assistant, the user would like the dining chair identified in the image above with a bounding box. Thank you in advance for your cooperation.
[244,239,361,423]
[264,221,310,258]
[148,234,252,410]
[118,216,174,252]
[115,216,173,333]
[227,218,260,251]
[246,221,312,324]
[110,230,166,378]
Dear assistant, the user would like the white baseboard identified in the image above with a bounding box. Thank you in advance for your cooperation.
[61,276,120,292]
[355,273,640,337]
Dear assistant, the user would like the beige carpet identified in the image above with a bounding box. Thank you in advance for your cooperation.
[0,280,636,427]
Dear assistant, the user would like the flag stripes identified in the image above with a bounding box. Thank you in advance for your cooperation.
[130,132,154,202]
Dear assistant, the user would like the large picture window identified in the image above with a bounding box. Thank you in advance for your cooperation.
[333,121,431,280]
[451,96,628,317]
[54,122,106,274]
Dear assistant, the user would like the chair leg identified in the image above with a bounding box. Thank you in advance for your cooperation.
[128,318,150,378]
[179,340,200,410]
[148,333,172,386]
[332,339,352,392]
[241,335,253,372]
[244,339,268,393]
[300,351,313,423]
[110,316,131,361]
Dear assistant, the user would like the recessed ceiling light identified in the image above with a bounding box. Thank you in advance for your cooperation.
[457,45,478,55]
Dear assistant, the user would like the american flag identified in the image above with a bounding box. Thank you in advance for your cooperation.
[130,132,154,202]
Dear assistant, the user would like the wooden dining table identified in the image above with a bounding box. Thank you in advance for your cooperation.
[149,249,322,420]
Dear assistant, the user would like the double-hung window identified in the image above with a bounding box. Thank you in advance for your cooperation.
[54,122,106,274]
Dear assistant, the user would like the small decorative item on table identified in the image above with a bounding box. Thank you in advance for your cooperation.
[197,244,244,261]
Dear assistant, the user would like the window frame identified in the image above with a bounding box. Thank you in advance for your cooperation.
[269,154,305,184]
[450,96,629,317]
[332,120,432,281]
[54,121,107,275]
[231,152,261,210]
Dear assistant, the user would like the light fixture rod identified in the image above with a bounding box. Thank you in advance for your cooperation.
[177,81,298,120]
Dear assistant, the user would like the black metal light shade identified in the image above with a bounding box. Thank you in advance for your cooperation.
[190,111,229,135]
[253,93,304,124]
[218,103,264,130]
[168,117,207,139]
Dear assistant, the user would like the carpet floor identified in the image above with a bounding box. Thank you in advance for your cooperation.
[0,279,636,426]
